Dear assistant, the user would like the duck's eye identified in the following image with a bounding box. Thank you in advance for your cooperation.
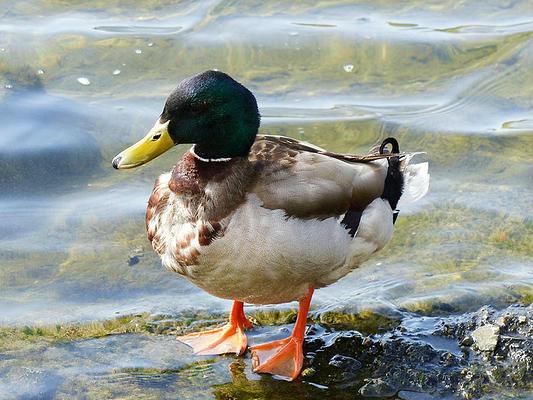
[152,134,162,141]
[189,102,209,116]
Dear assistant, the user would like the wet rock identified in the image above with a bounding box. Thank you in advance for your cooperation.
[398,390,436,400]
[495,314,511,328]
[328,354,362,372]
[471,324,499,352]
[326,354,362,387]
[459,335,474,347]
[478,306,495,322]
[359,378,397,397]
[303,304,532,399]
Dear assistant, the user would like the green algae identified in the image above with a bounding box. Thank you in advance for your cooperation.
[0,306,399,351]
[386,203,533,260]
[0,314,152,350]
[249,309,298,326]
[251,308,399,334]
[515,287,533,305]
[375,203,533,314]
[317,309,400,333]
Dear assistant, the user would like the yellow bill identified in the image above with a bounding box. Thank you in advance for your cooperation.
[112,120,174,169]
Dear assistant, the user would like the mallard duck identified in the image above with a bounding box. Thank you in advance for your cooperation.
[112,70,429,380]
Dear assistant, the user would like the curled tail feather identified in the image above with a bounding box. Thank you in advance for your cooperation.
[378,137,430,213]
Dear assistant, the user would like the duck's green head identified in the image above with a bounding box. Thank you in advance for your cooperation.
[112,70,260,169]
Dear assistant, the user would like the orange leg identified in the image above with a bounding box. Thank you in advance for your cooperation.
[250,287,314,381]
[177,301,252,355]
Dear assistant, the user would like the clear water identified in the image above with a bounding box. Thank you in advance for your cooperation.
[0,0,532,398]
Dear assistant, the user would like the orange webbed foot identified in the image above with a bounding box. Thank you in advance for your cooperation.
[250,286,314,381]
[177,322,248,355]
[177,301,252,356]
[250,336,303,380]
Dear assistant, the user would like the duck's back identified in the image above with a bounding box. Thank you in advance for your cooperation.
[249,135,389,219]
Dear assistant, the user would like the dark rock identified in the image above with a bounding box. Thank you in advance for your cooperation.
[326,354,362,387]
[301,304,532,399]
[398,390,436,400]
[359,378,397,397]
[460,335,474,347]
[328,354,362,372]
[128,255,140,266]
[128,247,144,266]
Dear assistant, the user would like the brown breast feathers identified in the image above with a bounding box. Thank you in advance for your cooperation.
[145,151,256,263]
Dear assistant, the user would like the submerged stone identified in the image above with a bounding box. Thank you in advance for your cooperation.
[128,255,140,266]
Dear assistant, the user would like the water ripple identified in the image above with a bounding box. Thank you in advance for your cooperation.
[94,25,182,34]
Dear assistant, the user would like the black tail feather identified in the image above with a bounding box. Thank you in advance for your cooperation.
[342,137,404,237]
[380,137,404,211]
[379,137,400,154]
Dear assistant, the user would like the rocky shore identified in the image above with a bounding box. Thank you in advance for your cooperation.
[1,304,530,399]
[301,304,532,399]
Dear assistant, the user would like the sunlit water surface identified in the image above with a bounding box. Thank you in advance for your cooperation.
[0,0,532,398]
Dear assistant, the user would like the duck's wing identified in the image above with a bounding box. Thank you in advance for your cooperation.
[249,135,404,219]
[253,135,405,162]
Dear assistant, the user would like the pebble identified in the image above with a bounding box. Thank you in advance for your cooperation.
[343,64,354,72]
[300,367,316,377]
[135,49,142,54]
[77,77,91,86]
[112,69,121,75]
[128,255,140,266]
[472,324,500,352]
[496,314,511,327]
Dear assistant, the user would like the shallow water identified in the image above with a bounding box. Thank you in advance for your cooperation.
[0,0,532,398]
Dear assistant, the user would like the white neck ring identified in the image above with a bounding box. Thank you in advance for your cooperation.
[190,145,233,163]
